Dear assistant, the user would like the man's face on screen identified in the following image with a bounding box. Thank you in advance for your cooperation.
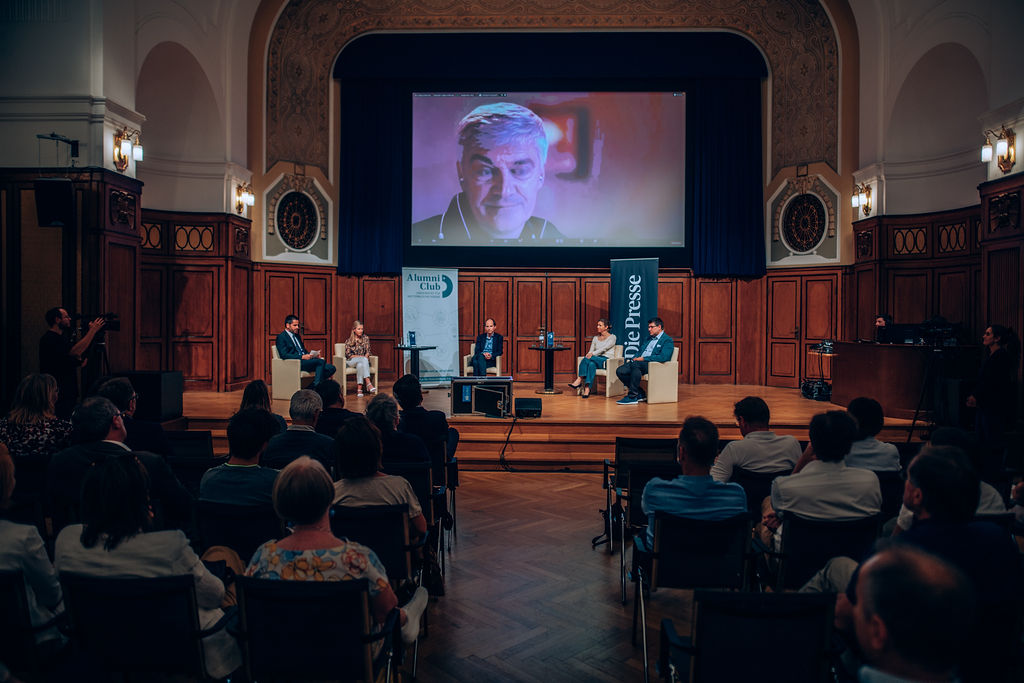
[458,140,544,239]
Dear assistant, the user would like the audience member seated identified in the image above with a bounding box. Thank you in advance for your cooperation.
[95,377,171,458]
[851,545,975,683]
[831,445,1022,682]
[238,379,287,434]
[54,454,240,678]
[0,444,63,645]
[843,397,900,472]
[261,390,336,475]
[636,416,747,553]
[393,374,459,463]
[46,397,192,532]
[313,379,360,438]
[332,416,427,542]
[710,396,801,482]
[366,394,429,466]
[893,431,1007,534]
[245,457,427,648]
[770,411,882,523]
[199,408,281,506]
[0,373,72,521]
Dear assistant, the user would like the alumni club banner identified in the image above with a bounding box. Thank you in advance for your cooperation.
[401,268,460,384]
[610,258,660,360]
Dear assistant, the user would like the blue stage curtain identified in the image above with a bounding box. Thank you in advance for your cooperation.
[689,79,766,278]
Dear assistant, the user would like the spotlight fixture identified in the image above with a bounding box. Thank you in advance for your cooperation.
[851,181,872,217]
[981,126,1015,173]
[235,182,255,214]
[113,126,143,172]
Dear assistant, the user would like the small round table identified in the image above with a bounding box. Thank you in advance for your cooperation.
[394,344,437,380]
[529,344,569,394]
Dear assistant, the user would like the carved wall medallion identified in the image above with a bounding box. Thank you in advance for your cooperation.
[263,173,333,263]
[855,230,873,260]
[109,189,136,226]
[767,173,839,264]
[265,0,840,179]
[234,225,250,256]
[781,194,827,253]
[989,191,1020,234]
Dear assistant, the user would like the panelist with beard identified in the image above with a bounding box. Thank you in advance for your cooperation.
[413,102,565,245]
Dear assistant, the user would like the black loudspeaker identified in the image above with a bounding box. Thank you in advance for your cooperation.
[515,397,542,418]
[33,178,75,227]
[114,371,184,421]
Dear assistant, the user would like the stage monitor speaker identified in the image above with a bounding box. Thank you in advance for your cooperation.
[33,178,75,228]
[451,376,513,415]
[113,370,184,421]
[515,397,542,418]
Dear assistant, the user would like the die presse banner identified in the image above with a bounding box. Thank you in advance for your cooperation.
[610,258,660,360]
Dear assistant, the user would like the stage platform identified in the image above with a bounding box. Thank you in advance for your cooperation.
[180,382,920,470]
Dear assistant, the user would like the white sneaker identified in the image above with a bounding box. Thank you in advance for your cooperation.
[400,586,429,644]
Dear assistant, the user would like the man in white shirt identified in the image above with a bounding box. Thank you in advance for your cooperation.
[711,396,801,482]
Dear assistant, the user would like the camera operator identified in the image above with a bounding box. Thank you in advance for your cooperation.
[39,307,105,418]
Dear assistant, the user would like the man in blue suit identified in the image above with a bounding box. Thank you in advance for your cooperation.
[470,318,503,376]
[616,317,674,405]
[275,314,335,385]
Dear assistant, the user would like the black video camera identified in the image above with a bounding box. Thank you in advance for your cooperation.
[74,312,121,332]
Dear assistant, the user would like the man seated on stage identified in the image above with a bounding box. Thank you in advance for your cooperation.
[635,416,747,554]
[469,318,503,377]
[711,396,801,482]
[615,317,674,405]
[95,377,171,458]
[769,410,881,523]
[262,390,337,477]
[200,408,280,506]
[275,314,335,386]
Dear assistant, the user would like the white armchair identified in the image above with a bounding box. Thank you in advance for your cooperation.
[576,345,624,396]
[462,342,503,377]
[332,343,379,395]
[270,344,315,401]
[604,345,680,403]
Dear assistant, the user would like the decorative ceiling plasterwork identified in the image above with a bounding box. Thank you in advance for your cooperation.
[266,0,840,180]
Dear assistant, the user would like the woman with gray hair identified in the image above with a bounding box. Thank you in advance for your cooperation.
[245,456,427,648]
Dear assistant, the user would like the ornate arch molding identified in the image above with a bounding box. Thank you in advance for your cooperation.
[266,0,839,179]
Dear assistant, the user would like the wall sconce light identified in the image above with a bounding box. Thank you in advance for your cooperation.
[236,182,255,214]
[981,126,1015,173]
[851,181,872,217]
[113,126,143,172]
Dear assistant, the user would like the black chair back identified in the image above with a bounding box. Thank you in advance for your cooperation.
[672,590,835,682]
[330,504,413,582]
[196,499,286,560]
[650,512,752,590]
[59,572,207,676]
[0,569,56,675]
[777,515,881,590]
[381,462,435,526]
[612,437,680,527]
[874,470,905,519]
[730,467,792,514]
[236,576,387,681]
[895,441,924,470]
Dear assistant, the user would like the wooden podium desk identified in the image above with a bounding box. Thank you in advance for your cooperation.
[831,342,979,420]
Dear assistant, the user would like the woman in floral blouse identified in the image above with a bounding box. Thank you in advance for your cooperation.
[344,319,375,396]
[0,373,72,518]
[246,457,427,648]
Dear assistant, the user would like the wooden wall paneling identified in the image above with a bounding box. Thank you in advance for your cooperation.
[300,273,332,364]
[362,277,399,378]
[138,265,166,371]
[658,278,689,383]
[852,265,879,341]
[227,264,252,387]
[801,274,837,380]
[266,272,297,379]
[735,277,766,385]
[548,279,578,374]
[105,240,138,373]
[458,276,478,360]
[170,266,219,388]
[766,276,800,387]
[482,277,513,370]
[888,269,930,324]
[693,279,734,383]
[933,267,971,331]
[513,278,545,379]
[334,275,360,346]
[581,278,610,337]
[984,245,1022,335]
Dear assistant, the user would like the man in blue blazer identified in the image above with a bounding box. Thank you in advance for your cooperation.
[470,318,503,376]
[275,314,335,385]
[616,317,674,404]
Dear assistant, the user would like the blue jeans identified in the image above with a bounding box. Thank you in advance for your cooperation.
[471,353,496,376]
[300,357,335,384]
[578,355,608,386]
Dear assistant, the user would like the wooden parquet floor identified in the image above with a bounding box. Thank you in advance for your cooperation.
[414,471,692,682]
